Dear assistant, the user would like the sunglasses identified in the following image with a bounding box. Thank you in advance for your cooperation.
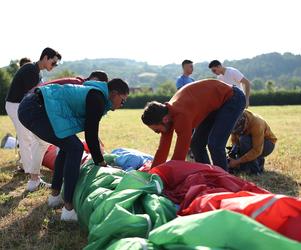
[51,61,58,67]
[120,95,126,106]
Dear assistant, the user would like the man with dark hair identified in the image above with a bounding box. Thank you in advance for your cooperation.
[5,47,61,191]
[19,57,31,67]
[141,79,245,171]
[228,110,277,175]
[87,70,108,82]
[176,59,194,89]
[39,47,62,62]
[18,78,129,221]
[208,60,251,108]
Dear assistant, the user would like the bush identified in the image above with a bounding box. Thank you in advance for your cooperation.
[250,90,301,106]
[1,85,301,115]
[124,90,301,109]
[0,68,12,115]
[124,93,170,109]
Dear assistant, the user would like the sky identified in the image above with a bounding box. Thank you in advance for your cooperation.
[0,0,300,67]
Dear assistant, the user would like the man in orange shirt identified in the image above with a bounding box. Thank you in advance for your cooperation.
[228,110,277,174]
[141,79,246,171]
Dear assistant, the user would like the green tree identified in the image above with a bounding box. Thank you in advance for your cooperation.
[0,68,12,114]
[265,80,276,92]
[252,78,265,91]
[6,60,19,78]
[50,69,76,80]
[156,80,177,95]
[287,77,301,90]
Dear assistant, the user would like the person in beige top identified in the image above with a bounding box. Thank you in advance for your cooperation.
[228,110,277,175]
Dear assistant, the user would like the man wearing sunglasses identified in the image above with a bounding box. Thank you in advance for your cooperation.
[18,78,129,221]
[5,47,61,191]
[208,60,251,108]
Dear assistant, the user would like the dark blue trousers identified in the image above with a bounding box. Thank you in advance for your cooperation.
[190,87,246,171]
[18,93,83,203]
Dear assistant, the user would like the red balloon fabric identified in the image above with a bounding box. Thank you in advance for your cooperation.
[149,160,269,209]
[180,191,301,242]
[42,142,90,171]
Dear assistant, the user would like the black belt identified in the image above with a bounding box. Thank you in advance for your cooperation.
[34,89,44,106]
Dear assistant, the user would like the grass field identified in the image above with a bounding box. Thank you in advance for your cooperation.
[1,106,301,249]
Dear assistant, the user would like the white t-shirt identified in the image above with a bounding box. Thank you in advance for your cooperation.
[217,67,244,90]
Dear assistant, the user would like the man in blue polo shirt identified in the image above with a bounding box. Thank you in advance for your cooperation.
[176,59,195,89]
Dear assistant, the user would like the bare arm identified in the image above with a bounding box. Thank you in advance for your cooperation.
[241,77,251,108]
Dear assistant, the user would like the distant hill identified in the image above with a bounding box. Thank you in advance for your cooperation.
[40,52,301,89]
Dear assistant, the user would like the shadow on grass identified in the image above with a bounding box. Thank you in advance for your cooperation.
[0,202,87,250]
[0,165,52,193]
[0,163,86,249]
[0,171,27,192]
[0,165,29,218]
[238,170,299,196]
[0,190,28,218]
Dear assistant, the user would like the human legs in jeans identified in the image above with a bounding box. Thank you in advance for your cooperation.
[191,87,245,171]
[50,138,84,206]
[18,94,84,208]
[190,112,217,164]
[238,135,275,174]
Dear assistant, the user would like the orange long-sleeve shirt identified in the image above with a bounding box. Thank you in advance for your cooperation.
[231,110,277,163]
[152,79,233,167]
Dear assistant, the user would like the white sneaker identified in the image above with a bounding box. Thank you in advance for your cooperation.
[27,178,51,192]
[61,207,78,221]
[48,194,64,208]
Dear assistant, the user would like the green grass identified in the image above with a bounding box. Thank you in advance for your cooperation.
[1,106,301,249]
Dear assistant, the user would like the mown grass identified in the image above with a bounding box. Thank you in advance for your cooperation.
[0,106,301,249]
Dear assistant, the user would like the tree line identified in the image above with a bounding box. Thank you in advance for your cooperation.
[1,52,301,114]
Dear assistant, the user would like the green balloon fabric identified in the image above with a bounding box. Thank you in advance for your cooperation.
[87,189,176,249]
[114,170,163,194]
[73,161,176,249]
[106,238,156,250]
[103,153,118,165]
[74,160,123,205]
[77,187,112,230]
[73,160,125,229]
[106,238,225,250]
[142,194,177,229]
[149,210,301,250]
[73,161,301,250]
[162,246,226,250]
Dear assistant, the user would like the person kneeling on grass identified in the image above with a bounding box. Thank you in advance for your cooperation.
[18,78,129,221]
[141,79,246,171]
[228,110,277,175]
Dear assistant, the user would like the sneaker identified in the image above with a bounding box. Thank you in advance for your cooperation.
[13,165,25,174]
[61,207,78,221]
[27,177,51,192]
[48,194,64,208]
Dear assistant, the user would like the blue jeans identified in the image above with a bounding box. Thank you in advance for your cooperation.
[238,135,275,174]
[18,93,83,203]
[190,87,246,171]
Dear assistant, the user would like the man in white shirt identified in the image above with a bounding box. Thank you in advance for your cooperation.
[209,60,251,108]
